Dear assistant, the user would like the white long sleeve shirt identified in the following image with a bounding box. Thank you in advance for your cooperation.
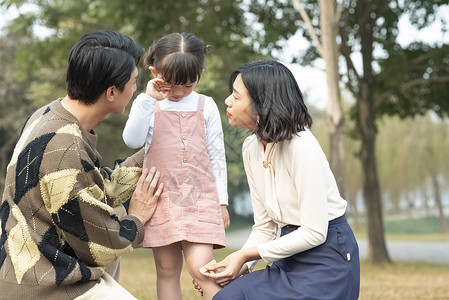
[123,92,228,205]
[241,129,347,267]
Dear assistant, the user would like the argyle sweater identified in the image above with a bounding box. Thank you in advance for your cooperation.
[0,99,145,299]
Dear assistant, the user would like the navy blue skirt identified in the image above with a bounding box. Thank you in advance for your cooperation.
[213,215,360,300]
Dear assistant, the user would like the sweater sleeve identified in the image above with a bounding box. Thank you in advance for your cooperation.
[39,129,145,267]
[123,93,156,149]
[101,148,145,207]
[204,97,228,205]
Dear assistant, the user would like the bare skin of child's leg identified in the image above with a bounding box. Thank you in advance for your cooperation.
[152,242,184,300]
[182,241,222,300]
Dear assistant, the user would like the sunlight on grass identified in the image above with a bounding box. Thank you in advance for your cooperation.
[360,261,449,299]
[120,247,449,299]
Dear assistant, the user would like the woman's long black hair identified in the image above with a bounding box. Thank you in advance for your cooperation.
[230,60,312,143]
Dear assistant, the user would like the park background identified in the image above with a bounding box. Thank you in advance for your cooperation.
[0,0,448,299]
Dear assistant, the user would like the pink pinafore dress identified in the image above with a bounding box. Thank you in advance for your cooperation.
[140,95,226,248]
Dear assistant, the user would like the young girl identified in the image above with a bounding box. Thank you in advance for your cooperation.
[201,60,360,299]
[122,32,229,300]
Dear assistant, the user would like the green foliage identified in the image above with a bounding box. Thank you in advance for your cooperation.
[246,0,449,119]
[221,122,252,211]
[376,43,449,119]
[247,0,299,54]
[0,0,271,203]
[0,28,39,187]
[376,113,449,213]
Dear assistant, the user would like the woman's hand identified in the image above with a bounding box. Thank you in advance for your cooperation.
[146,78,172,100]
[128,167,164,225]
[200,250,252,287]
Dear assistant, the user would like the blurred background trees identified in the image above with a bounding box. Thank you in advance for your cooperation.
[245,0,449,263]
[0,0,263,216]
[1,0,448,264]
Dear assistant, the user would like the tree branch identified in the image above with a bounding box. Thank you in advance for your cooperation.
[335,0,345,23]
[343,75,358,98]
[292,0,323,57]
[339,27,361,95]
[408,51,437,66]
[374,76,449,109]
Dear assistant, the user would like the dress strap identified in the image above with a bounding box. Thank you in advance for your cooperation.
[154,101,161,112]
[197,95,205,111]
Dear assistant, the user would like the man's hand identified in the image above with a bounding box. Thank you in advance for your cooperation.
[128,167,163,224]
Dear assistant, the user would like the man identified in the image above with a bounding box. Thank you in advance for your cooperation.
[0,30,163,299]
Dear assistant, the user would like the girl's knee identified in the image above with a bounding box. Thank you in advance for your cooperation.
[187,264,205,283]
[155,260,182,278]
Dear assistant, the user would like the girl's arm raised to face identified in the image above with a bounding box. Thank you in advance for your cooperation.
[122,93,156,149]
[146,78,172,101]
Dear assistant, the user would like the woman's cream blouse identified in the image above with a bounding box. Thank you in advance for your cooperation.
[241,128,347,267]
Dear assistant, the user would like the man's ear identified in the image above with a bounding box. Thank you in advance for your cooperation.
[105,86,116,102]
[149,66,157,78]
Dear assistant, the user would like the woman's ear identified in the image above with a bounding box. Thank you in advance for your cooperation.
[149,66,157,78]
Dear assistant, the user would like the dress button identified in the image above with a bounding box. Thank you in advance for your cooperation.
[183,158,188,163]
[181,113,186,118]
[182,135,187,140]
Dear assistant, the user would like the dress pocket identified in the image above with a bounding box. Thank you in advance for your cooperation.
[197,198,220,225]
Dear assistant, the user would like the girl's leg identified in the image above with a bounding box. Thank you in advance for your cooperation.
[152,242,183,300]
[182,241,222,300]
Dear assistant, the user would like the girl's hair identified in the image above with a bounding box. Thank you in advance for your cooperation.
[230,60,313,143]
[144,32,208,85]
[67,30,144,105]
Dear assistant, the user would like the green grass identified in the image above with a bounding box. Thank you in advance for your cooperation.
[353,216,449,242]
[354,231,449,242]
[384,216,449,234]
[120,247,449,300]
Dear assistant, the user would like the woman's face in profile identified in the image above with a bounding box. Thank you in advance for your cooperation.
[224,74,257,131]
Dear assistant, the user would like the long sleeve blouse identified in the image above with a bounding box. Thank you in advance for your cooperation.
[122,92,228,205]
[241,129,347,267]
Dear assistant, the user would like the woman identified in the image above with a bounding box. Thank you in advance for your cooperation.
[202,60,360,299]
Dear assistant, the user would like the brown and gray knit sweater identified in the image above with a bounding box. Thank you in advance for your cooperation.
[0,99,145,299]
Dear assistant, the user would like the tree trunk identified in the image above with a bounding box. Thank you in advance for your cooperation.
[423,189,430,217]
[358,88,391,264]
[347,190,360,230]
[320,0,346,197]
[429,168,449,234]
[358,1,391,264]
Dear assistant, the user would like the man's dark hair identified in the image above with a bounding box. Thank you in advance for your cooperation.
[66,30,144,105]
